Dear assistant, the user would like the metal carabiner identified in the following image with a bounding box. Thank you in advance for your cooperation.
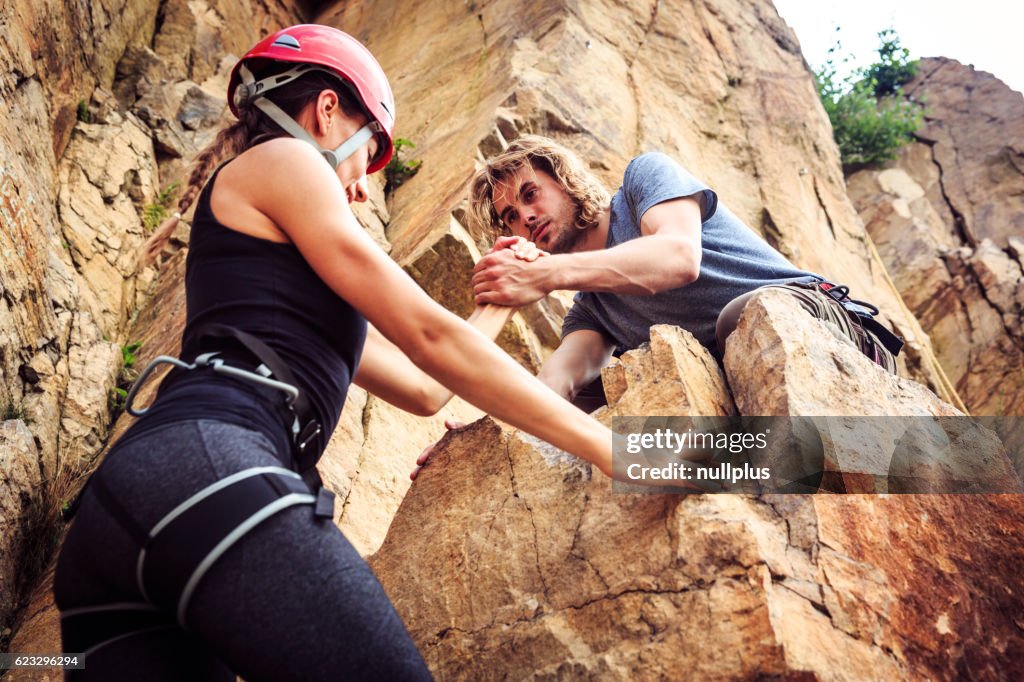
[124,356,198,417]
[199,355,299,408]
[124,353,301,418]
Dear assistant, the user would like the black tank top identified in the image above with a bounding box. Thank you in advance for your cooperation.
[125,161,367,462]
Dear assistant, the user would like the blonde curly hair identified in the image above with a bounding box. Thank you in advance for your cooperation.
[468,135,610,235]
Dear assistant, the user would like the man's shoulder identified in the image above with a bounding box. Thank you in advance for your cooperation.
[621,152,703,192]
[616,152,712,221]
[624,151,678,178]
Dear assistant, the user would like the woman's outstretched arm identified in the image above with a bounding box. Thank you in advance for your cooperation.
[353,236,544,415]
[354,304,513,415]
[249,139,613,475]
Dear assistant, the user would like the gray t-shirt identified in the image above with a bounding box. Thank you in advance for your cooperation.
[562,152,820,355]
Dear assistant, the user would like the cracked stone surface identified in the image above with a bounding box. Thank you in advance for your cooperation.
[7,1,1019,675]
[321,0,959,406]
[847,58,1024,446]
[600,324,737,418]
[901,58,1024,250]
[0,421,42,628]
[327,387,483,557]
[372,313,1024,680]
[0,0,164,633]
[56,110,158,338]
[3,0,313,652]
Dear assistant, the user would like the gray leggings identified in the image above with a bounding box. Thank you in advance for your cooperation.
[54,419,431,681]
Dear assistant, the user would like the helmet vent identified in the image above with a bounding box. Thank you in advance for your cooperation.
[271,34,301,50]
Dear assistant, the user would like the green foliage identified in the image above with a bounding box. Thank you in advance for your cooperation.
[121,341,143,374]
[109,340,143,416]
[862,28,918,98]
[142,182,181,232]
[76,99,91,124]
[815,28,922,171]
[384,138,422,194]
[109,386,128,413]
[3,402,25,421]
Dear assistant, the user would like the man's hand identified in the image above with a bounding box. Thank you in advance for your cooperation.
[484,235,547,262]
[410,419,466,481]
[473,238,552,306]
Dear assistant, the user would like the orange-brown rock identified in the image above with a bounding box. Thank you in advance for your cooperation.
[847,58,1023,442]
[0,421,41,628]
[600,324,737,418]
[320,0,960,407]
[371,303,1024,680]
[902,58,1023,249]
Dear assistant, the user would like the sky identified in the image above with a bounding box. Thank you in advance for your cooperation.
[772,0,1023,95]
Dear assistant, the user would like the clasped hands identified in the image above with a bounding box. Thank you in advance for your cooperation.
[471,235,551,307]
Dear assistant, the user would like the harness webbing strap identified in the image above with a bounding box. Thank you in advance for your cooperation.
[190,323,323,479]
[60,602,172,657]
[138,467,314,628]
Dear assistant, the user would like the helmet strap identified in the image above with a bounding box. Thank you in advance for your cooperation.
[238,63,382,171]
[321,122,381,169]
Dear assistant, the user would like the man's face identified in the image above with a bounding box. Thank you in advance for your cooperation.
[492,165,583,254]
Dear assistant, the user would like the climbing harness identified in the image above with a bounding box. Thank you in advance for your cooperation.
[124,323,325,483]
[62,325,336,649]
[770,280,904,373]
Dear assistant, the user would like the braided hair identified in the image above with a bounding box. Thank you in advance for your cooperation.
[141,68,366,265]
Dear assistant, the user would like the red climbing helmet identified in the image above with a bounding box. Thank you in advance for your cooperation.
[228,24,395,173]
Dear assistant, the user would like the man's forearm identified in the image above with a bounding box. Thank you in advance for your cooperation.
[537,364,576,401]
[536,330,615,403]
[540,233,699,295]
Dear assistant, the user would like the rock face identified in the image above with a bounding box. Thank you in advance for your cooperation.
[4,1,1019,678]
[1,0,313,648]
[371,306,1024,680]
[319,0,960,406]
[600,324,737,418]
[0,421,42,627]
[1,0,162,638]
[847,58,1024,431]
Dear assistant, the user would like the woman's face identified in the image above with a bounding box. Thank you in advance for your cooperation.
[328,110,379,205]
[309,91,380,204]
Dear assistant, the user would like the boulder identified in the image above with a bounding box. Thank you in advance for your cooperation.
[723,288,1021,494]
[370,300,1024,680]
[600,324,737,418]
